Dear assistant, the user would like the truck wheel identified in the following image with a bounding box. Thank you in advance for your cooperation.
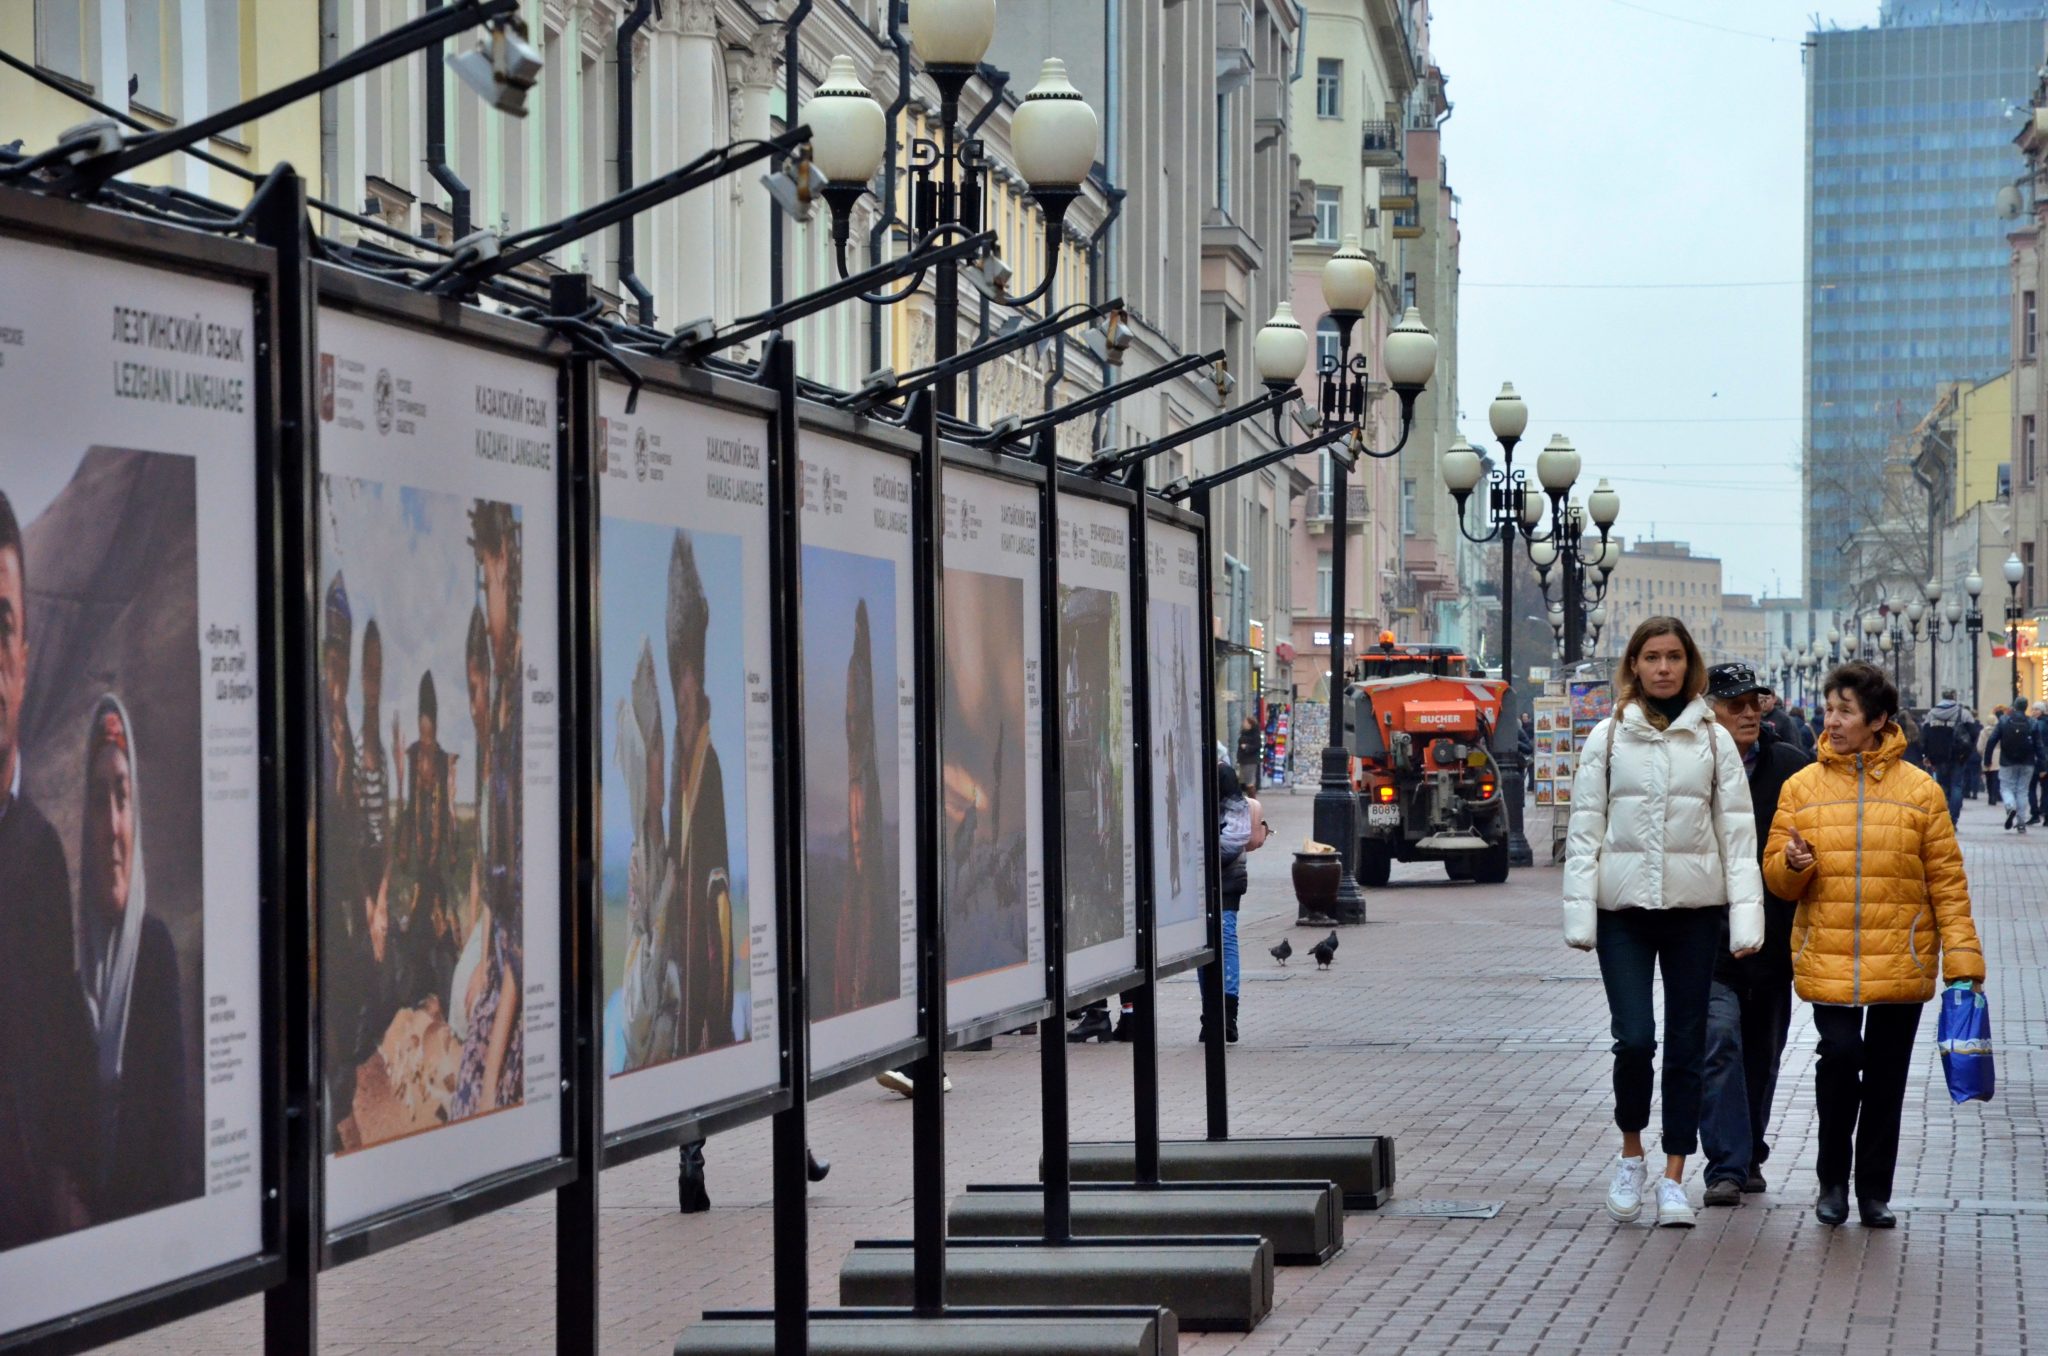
[1358,841,1392,888]
[1471,840,1510,885]
[1443,860,1473,881]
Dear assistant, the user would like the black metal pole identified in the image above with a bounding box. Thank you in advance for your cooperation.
[255,169,319,1356]
[1563,548,1584,666]
[1497,458,1532,868]
[907,390,949,1313]
[551,272,601,1355]
[1034,428,1075,1243]
[770,0,814,309]
[933,92,963,418]
[613,0,656,322]
[761,335,811,1356]
[1191,486,1229,1140]
[1121,472,1162,1184]
[1312,328,1364,923]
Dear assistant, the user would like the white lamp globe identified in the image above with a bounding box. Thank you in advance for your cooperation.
[1863,613,1884,637]
[1878,630,1893,653]
[806,56,888,185]
[1383,307,1438,388]
[1254,303,1310,385]
[908,0,997,67]
[1827,627,1841,646]
[1946,598,1963,623]
[1013,60,1098,188]
[1529,539,1559,571]
[1441,436,1484,495]
[1926,578,1943,604]
[1488,382,1528,440]
[2005,551,2026,586]
[1590,605,1608,628]
[1907,599,1926,624]
[1517,485,1545,529]
[1320,234,1378,315]
[1535,434,1580,494]
[1587,477,1620,529]
[1966,570,1984,599]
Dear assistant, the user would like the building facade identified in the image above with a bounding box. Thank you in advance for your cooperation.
[1802,5,2048,608]
[1595,539,1725,663]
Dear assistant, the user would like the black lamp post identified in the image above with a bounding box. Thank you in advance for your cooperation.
[1924,578,1965,705]
[1965,569,1986,712]
[1263,233,1436,919]
[1529,492,1618,666]
[2006,551,2028,704]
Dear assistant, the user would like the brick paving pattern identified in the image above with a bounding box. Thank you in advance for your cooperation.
[107,786,2048,1355]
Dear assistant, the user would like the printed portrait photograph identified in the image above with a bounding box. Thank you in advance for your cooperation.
[601,523,752,1077]
[1151,596,1204,928]
[0,449,205,1252]
[317,477,527,1153]
[802,545,903,1023]
[1059,583,1126,954]
[942,570,1029,982]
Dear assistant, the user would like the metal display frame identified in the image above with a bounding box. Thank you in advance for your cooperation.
[789,397,928,1101]
[0,178,290,1356]
[1142,494,1219,980]
[305,263,584,1270]
[935,439,1057,1051]
[586,354,797,1170]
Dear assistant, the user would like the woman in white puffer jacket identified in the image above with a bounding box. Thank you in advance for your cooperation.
[1564,616,1763,1230]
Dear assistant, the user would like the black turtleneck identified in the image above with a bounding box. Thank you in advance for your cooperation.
[1645,692,1690,729]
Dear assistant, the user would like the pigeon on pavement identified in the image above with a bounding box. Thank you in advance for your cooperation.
[1321,930,1339,954]
[1269,937,1293,965]
[1310,935,1337,969]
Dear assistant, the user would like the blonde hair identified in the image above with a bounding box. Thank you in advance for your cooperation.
[1614,615,1707,729]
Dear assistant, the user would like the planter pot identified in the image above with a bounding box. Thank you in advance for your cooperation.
[1293,852,1340,915]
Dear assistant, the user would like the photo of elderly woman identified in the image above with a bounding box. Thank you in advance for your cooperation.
[0,449,206,1251]
[802,548,903,1023]
[318,479,527,1152]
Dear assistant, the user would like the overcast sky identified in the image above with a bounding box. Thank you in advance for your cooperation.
[1431,0,1884,602]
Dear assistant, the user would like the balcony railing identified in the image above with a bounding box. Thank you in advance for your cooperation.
[1378,171,1417,208]
[1360,120,1402,168]
[1390,208,1421,238]
[1308,485,1369,520]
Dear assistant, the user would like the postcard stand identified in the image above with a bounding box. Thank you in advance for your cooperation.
[1064,484,1394,1212]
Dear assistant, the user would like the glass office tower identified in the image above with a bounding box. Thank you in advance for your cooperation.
[1803,6,2048,607]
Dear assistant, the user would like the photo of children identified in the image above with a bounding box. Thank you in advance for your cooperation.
[942,571,1029,982]
[1151,595,1204,929]
[802,546,903,1022]
[318,478,526,1152]
[601,525,751,1077]
[0,452,205,1251]
[1060,584,1126,953]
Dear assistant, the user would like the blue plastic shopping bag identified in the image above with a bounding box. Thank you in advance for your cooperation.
[1937,983,1995,1104]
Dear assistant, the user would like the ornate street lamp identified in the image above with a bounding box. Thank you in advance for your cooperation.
[1964,569,1986,711]
[803,5,1098,416]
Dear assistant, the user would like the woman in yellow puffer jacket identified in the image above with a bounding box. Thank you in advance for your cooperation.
[1764,662,1986,1230]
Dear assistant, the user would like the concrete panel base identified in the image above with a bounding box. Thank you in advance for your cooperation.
[951,1182,1344,1266]
[674,1307,1175,1355]
[1060,1136,1394,1210]
[840,1237,1274,1332]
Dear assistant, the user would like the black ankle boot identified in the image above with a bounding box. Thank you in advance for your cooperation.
[807,1148,831,1183]
[678,1140,710,1213]
[1068,1008,1113,1043]
[1112,1006,1137,1042]
[1225,994,1240,1044]
[1857,1197,1896,1228]
[1815,1182,1849,1226]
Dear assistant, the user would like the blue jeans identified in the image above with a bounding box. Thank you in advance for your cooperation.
[2001,763,2034,819]
[1221,910,1240,997]
[1596,907,1722,1157]
[1700,970,1794,1186]
[1936,760,1967,822]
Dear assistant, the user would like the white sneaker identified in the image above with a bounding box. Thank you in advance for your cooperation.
[1655,1177,1696,1228]
[1606,1155,1648,1222]
[875,1069,913,1098]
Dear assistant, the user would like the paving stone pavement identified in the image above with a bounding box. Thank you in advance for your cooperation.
[105,784,2048,1355]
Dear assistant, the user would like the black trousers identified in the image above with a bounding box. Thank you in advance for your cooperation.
[1595,906,1722,1157]
[1700,964,1794,1186]
[1812,1002,1924,1201]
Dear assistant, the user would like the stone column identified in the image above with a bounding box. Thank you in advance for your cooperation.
[668,0,722,324]
[727,28,782,329]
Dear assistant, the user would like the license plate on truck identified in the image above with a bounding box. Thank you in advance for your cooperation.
[1367,804,1400,827]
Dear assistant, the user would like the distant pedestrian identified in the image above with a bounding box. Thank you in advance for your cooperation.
[1992,704,2036,833]
[1960,708,1984,800]
[1985,706,2006,808]
[1697,664,1811,1207]
[1519,712,1535,791]
[1764,662,1986,1229]
[1787,706,1818,754]
[1761,689,1802,749]
[1202,761,1264,1044]
[1920,688,1970,823]
[1236,715,1262,792]
[1564,616,1763,1229]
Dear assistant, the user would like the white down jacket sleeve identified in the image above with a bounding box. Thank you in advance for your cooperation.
[1559,718,1614,949]
[1709,727,1765,954]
